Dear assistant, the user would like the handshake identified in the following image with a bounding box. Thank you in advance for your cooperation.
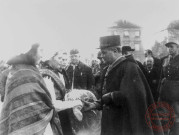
[82,92,113,111]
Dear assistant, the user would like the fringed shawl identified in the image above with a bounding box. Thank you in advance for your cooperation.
[39,68,66,100]
[0,69,10,102]
[0,64,63,135]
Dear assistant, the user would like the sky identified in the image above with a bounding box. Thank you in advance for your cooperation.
[0,0,179,61]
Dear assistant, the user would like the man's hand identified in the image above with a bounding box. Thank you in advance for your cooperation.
[102,92,113,105]
[82,100,97,111]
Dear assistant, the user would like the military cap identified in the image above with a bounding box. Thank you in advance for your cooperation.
[165,42,179,47]
[27,43,40,56]
[99,35,121,49]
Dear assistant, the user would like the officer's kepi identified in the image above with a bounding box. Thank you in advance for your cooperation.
[165,42,179,48]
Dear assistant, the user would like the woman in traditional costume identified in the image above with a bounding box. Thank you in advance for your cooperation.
[40,52,101,135]
[0,44,83,135]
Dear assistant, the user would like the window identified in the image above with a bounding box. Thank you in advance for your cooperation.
[124,31,129,37]
[135,44,140,51]
[135,31,140,37]
[114,31,118,35]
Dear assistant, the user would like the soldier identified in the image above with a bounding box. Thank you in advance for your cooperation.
[159,41,179,135]
[65,49,95,133]
[66,49,94,91]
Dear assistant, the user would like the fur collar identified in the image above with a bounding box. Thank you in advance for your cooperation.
[105,56,126,77]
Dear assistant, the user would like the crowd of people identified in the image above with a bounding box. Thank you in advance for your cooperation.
[0,35,179,135]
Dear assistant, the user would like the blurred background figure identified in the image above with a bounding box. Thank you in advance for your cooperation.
[66,49,94,91]
[122,46,145,73]
[144,49,162,72]
[97,51,107,71]
[93,51,108,99]
[91,59,100,75]
[143,56,160,102]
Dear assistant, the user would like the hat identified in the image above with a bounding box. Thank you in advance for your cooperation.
[26,43,40,56]
[122,46,135,52]
[99,35,121,49]
[165,42,179,47]
[70,49,79,55]
[7,43,40,66]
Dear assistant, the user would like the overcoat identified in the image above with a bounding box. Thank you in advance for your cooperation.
[100,57,163,135]
[66,61,94,90]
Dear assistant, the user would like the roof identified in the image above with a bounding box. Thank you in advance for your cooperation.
[110,20,141,29]
[167,20,179,30]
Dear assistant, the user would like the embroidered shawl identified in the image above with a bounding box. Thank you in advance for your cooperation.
[0,64,63,135]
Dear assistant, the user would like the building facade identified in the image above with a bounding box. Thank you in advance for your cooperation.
[108,20,144,62]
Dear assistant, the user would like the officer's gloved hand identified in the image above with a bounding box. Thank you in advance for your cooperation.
[102,92,113,105]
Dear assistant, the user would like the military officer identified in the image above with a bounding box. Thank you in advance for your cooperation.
[159,41,179,135]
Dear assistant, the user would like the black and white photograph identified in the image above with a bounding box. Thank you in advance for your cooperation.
[0,0,179,135]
